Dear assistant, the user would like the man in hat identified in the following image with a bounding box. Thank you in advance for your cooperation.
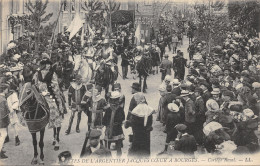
[174,124,197,157]
[80,129,111,158]
[180,90,196,136]
[121,48,130,79]
[211,88,223,106]
[194,87,205,145]
[87,85,108,129]
[174,52,187,81]
[159,54,173,82]
[200,80,212,106]
[220,90,234,111]
[158,103,181,155]
[103,91,125,156]
[126,82,146,120]
[171,79,181,96]
[0,84,10,159]
[65,75,86,135]
[113,83,125,109]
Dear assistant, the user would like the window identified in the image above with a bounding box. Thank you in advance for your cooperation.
[71,0,75,12]
[144,0,151,6]
[63,0,69,12]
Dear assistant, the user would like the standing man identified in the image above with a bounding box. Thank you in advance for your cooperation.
[62,54,74,89]
[175,52,187,81]
[65,75,86,135]
[0,84,10,159]
[121,48,129,79]
[174,124,197,157]
[160,54,173,82]
[103,91,125,156]
[180,90,196,136]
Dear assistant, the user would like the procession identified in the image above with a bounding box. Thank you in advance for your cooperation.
[0,0,260,165]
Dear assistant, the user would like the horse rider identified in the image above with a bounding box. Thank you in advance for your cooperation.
[65,75,86,135]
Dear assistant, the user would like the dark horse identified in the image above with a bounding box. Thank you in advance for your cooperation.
[136,55,152,93]
[94,62,118,99]
[19,83,50,165]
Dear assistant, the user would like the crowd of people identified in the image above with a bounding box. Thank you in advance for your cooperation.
[0,15,260,163]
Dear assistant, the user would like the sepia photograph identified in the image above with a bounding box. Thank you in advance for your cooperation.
[0,0,260,165]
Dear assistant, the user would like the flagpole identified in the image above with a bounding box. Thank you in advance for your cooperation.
[50,0,64,56]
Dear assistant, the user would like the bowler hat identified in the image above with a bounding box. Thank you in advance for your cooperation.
[131,82,141,91]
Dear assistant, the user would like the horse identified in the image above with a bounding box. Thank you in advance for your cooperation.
[19,82,50,165]
[73,54,93,83]
[136,54,153,93]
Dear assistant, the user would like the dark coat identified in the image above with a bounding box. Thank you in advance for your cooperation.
[103,107,125,140]
[174,134,197,155]
[195,96,206,122]
[162,93,176,123]
[121,52,129,66]
[202,90,212,105]
[166,112,181,142]
[160,59,172,75]
[184,98,196,123]
[128,114,153,157]
[127,93,147,120]
[0,95,10,128]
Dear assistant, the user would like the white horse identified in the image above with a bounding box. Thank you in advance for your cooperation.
[72,54,93,83]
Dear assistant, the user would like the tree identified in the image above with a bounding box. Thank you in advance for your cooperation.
[193,1,230,51]
[228,0,260,36]
[25,0,53,53]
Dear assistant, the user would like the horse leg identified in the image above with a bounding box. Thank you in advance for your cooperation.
[39,128,45,164]
[54,127,61,151]
[143,76,147,93]
[52,128,56,145]
[31,132,38,165]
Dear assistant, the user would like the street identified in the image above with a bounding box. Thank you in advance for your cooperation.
[1,38,191,165]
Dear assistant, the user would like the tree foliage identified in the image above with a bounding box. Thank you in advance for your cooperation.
[194,1,230,50]
[25,0,54,52]
[228,0,260,36]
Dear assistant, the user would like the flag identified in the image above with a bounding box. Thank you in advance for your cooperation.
[69,14,84,40]
[66,17,75,32]
[87,23,95,41]
[81,24,85,47]
[135,24,141,46]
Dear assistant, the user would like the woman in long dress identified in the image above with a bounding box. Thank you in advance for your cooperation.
[126,94,154,157]
[33,57,65,150]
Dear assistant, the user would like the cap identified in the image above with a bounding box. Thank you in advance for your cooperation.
[168,103,179,112]
[180,90,189,97]
[131,82,141,91]
[89,129,102,139]
[175,124,187,131]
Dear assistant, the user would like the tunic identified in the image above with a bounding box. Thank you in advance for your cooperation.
[68,83,86,112]
[0,95,10,128]
[103,107,125,141]
[87,96,107,129]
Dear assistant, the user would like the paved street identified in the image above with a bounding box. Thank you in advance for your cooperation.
[1,38,190,165]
